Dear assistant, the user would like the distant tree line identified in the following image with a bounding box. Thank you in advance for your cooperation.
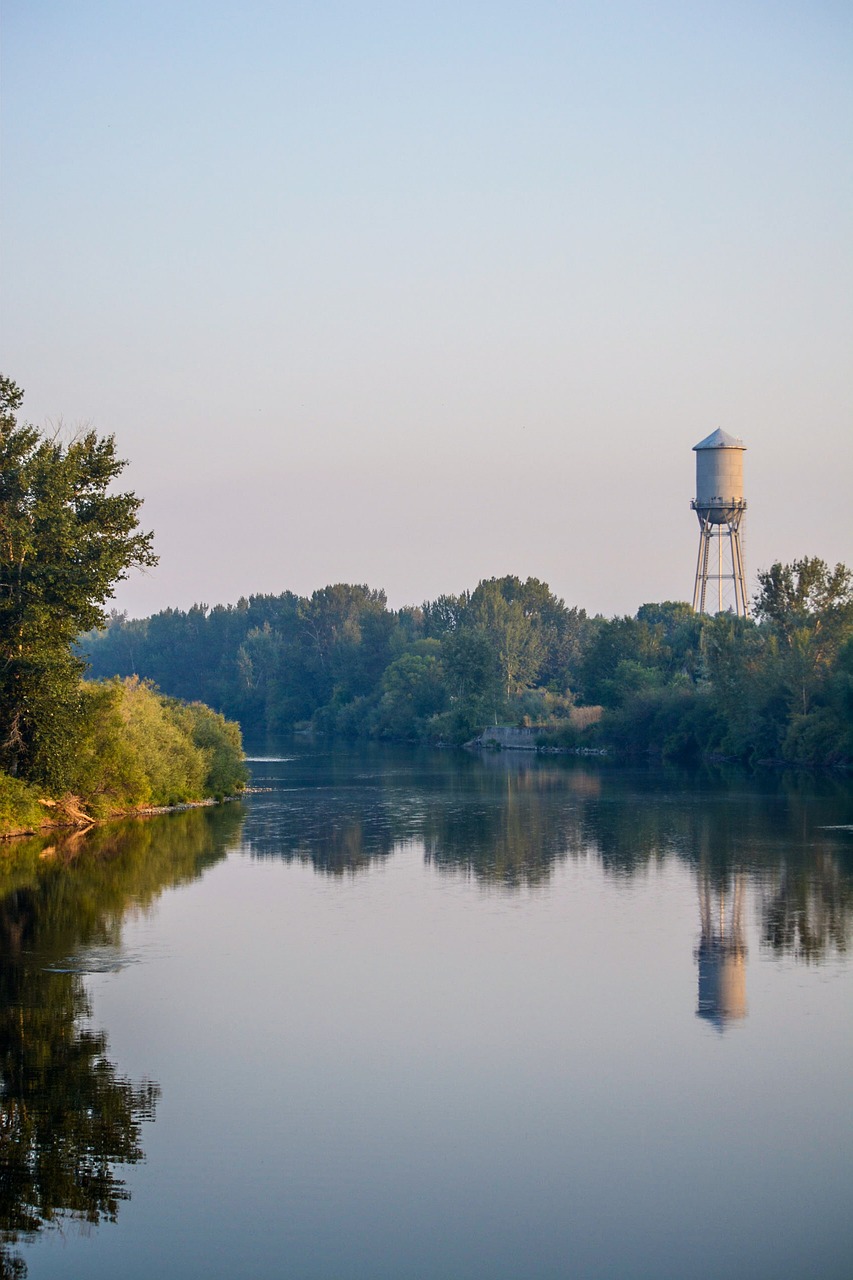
[82,559,853,768]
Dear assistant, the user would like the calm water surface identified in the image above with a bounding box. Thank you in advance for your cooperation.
[2,745,851,1279]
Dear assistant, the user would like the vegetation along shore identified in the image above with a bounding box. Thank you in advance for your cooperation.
[2,370,850,841]
[0,376,246,837]
[85,565,853,772]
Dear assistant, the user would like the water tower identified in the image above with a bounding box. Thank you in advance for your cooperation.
[690,428,749,615]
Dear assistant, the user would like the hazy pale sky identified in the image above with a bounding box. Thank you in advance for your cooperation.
[2,2,851,618]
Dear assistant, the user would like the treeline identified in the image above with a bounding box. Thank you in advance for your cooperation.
[82,577,590,742]
[82,559,853,768]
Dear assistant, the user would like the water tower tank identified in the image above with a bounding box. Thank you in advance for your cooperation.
[696,939,748,1029]
[690,428,749,616]
[693,427,746,524]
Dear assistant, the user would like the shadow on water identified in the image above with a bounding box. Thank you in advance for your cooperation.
[0,803,245,1277]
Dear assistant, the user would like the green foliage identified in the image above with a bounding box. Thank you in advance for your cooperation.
[754,558,853,637]
[84,575,591,745]
[0,376,249,823]
[176,700,247,797]
[0,376,156,787]
[700,614,782,759]
[753,557,853,717]
[373,647,448,739]
[604,686,725,762]
[441,627,502,711]
[422,592,470,637]
[73,678,202,809]
[65,681,150,809]
[783,707,849,768]
[590,566,853,767]
[580,603,704,709]
[0,773,44,833]
[110,681,198,805]
[468,577,547,696]
[82,560,853,769]
[40,678,248,820]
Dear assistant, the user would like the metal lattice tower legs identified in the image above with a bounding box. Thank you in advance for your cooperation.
[691,509,749,617]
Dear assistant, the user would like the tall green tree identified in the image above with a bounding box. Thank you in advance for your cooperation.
[754,557,853,716]
[299,584,394,705]
[0,377,156,785]
[468,577,546,697]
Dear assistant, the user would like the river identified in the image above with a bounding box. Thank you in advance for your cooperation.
[2,744,851,1279]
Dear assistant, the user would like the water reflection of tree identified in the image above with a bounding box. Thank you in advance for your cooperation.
[759,848,852,960]
[246,747,853,951]
[0,804,244,1276]
[0,951,159,1275]
[244,795,399,875]
[247,752,598,885]
[575,767,853,955]
[0,805,244,963]
[422,762,594,887]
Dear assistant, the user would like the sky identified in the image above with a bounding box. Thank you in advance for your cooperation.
[2,1,851,619]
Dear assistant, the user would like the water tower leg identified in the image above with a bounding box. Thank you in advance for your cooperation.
[718,527,724,613]
[731,525,749,618]
[694,520,712,613]
[692,529,704,611]
[700,529,710,613]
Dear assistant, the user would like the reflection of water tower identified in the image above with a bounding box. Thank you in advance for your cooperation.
[695,870,748,1030]
[691,429,749,616]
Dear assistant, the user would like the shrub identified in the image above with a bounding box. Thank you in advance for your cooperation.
[66,678,246,815]
[170,700,248,797]
[0,773,46,833]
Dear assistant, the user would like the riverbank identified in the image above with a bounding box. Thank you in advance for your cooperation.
[0,677,249,840]
[0,790,249,842]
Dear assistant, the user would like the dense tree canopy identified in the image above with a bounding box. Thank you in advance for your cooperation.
[83,558,852,768]
[753,557,853,717]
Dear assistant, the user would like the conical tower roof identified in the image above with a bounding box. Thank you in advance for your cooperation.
[693,427,746,451]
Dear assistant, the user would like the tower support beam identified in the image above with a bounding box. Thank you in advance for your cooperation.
[690,501,748,617]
